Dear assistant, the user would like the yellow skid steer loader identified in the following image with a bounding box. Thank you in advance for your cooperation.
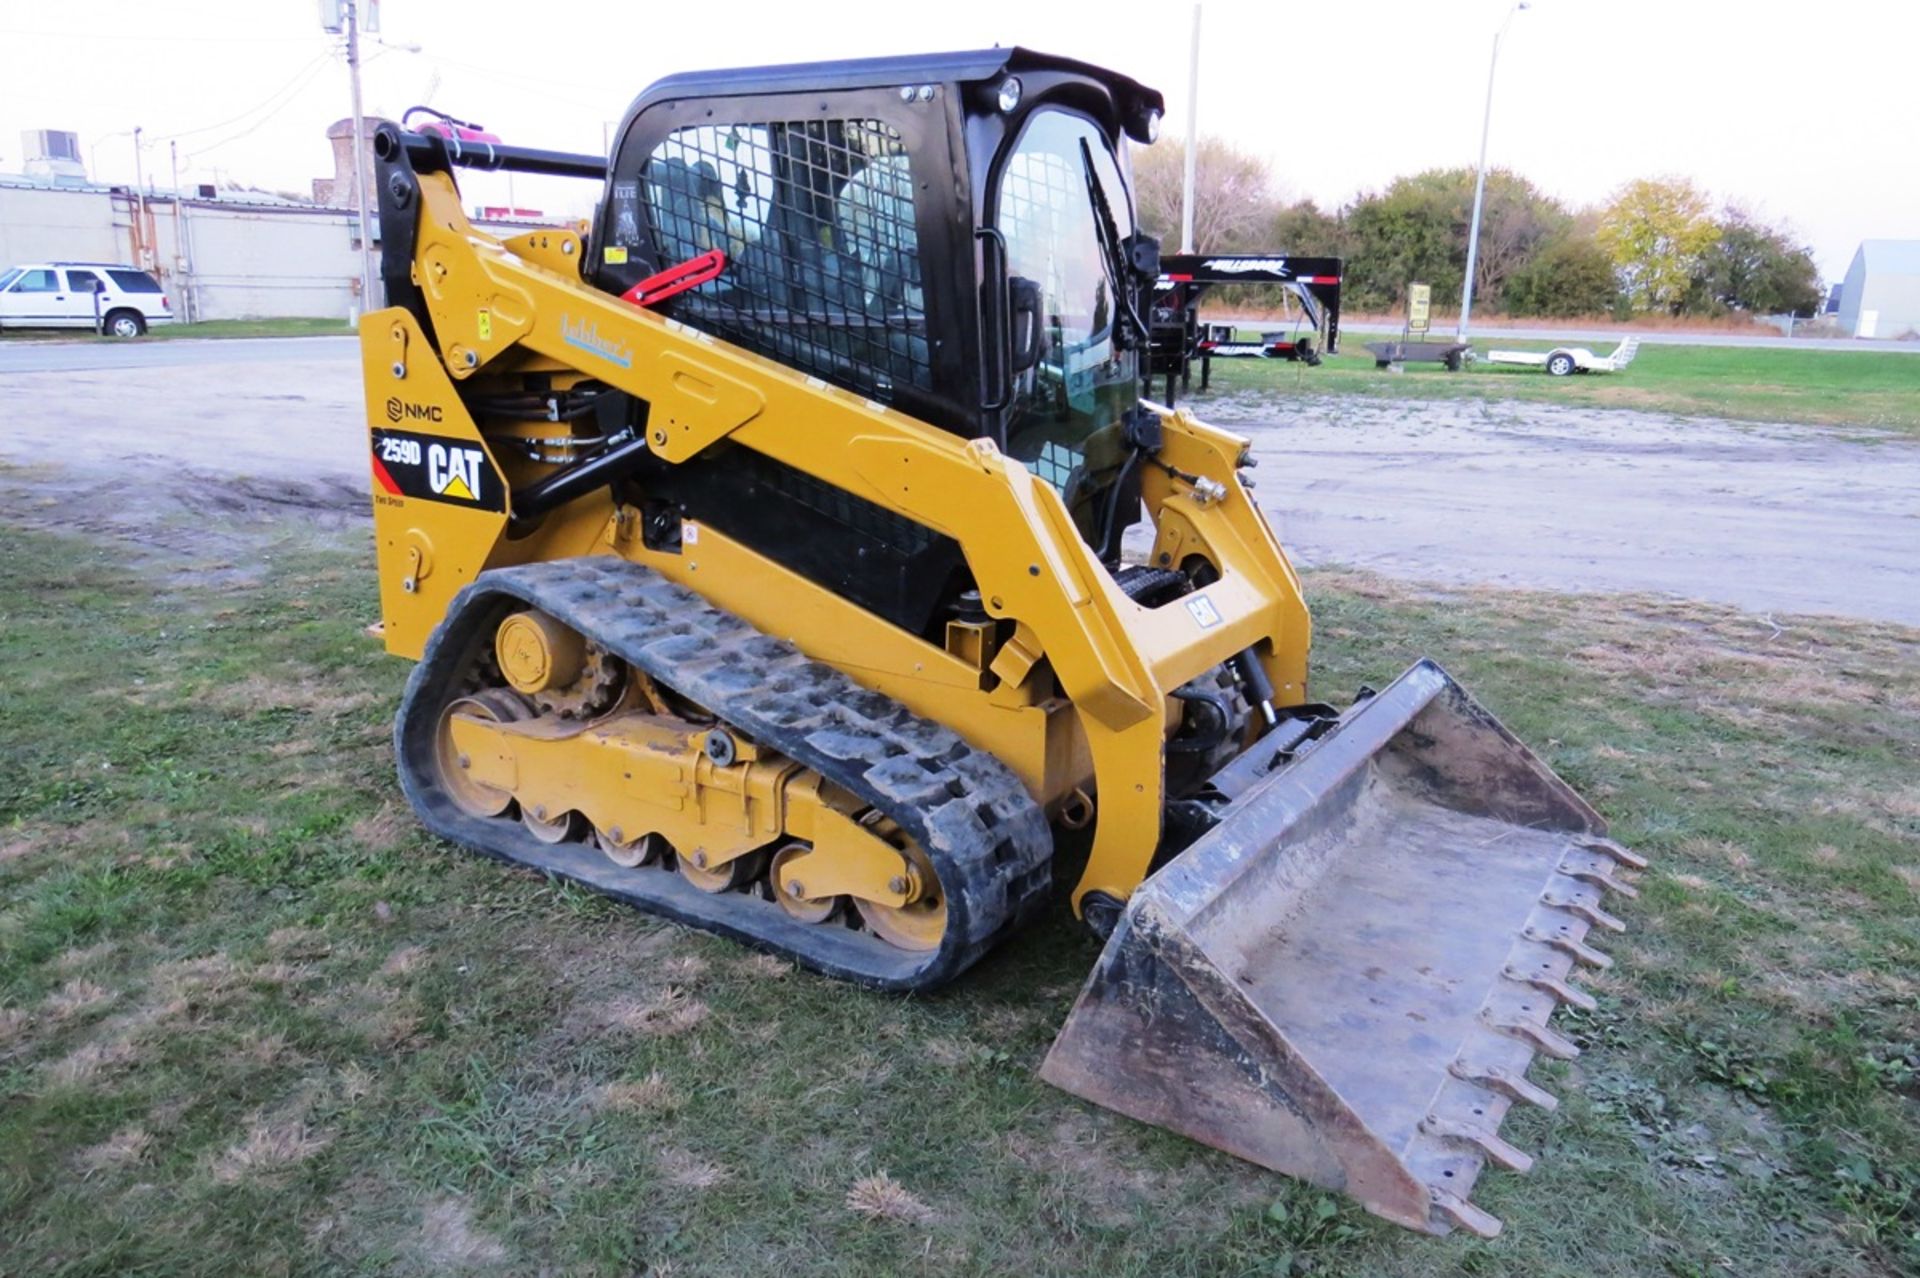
[358,49,1643,1237]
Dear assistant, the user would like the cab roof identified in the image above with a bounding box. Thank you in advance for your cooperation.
[627,46,1164,135]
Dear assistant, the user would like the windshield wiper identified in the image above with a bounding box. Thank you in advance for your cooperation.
[1079,138,1149,352]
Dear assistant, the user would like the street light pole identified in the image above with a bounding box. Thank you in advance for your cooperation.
[1457,1,1529,341]
[346,0,377,318]
[1179,2,1201,253]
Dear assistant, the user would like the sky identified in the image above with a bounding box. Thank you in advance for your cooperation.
[1,0,1913,279]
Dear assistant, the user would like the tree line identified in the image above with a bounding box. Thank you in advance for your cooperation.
[1133,138,1825,319]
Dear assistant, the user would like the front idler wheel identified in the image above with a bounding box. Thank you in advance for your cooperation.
[855,842,947,952]
[434,688,530,818]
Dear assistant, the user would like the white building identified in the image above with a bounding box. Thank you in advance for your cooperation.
[1836,240,1920,340]
[0,122,552,323]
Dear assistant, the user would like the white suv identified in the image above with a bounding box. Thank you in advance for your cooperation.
[0,262,176,337]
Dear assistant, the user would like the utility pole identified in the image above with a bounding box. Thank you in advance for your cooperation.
[346,0,377,316]
[170,139,189,322]
[1179,2,1201,253]
[1458,1,1529,341]
[131,127,148,269]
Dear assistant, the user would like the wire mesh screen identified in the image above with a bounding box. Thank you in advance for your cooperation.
[642,119,929,402]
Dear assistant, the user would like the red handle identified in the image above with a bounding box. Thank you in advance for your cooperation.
[621,249,727,308]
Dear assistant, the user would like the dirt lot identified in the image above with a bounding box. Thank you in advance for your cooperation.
[3,339,1917,625]
[1195,390,1920,626]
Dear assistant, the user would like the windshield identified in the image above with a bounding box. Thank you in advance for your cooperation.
[995,111,1137,538]
[0,268,21,291]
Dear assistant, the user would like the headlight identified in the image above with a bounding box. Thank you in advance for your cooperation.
[997,76,1022,113]
[1144,109,1161,143]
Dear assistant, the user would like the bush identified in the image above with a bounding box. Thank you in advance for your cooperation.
[1504,235,1622,317]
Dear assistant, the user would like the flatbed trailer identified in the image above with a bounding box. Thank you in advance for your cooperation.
[1146,254,1342,404]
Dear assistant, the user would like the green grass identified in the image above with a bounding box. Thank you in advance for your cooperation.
[148,318,355,340]
[0,317,353,343]
[1,526,1915,1276]
[1192,337,1920,434]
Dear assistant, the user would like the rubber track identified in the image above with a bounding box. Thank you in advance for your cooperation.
[393,556,1054,990]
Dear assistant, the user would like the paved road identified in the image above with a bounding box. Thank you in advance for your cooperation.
[5,336,1917,627]
[0,335,356,373]
[1329,321,1919,353]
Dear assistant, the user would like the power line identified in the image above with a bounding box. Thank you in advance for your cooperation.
[151,50,336,143]
[411,50,614,112]
[180,56,340,162]
[0,27,311,45]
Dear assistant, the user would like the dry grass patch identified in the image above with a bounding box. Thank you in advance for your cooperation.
[845,1170,936,1226]
[54,940,119,971]
[335,1060,377,1101]
[923,1036,986,1068]
[735,952,791,979]
[206,673,377,718]
[607,986,710,1037]
[43,1038,139,1089]
[239,1030,295,1068]
[417,1196,508,1266]
[379,944,428,978]
[371,1003,423,1051]
[98,994,191,1047]
[266,925,329,956]
[77,1125,154,1174]
[657,1147,731,1189]
[41,977,115,1020]
[350,802,410,849]
[594,1070,678,1114]
[1677,837,1753,873]
[661,954,710,982]
[152,951,245,1002]
[209,1117,332,1185]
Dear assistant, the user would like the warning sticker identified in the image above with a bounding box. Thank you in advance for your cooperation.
[604,245,629,265]
[1184,594,1223,629]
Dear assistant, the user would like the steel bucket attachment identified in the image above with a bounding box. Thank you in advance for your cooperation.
[1041,659,1645,1238]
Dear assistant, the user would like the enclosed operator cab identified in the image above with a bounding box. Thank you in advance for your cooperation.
[586,50,1165,633]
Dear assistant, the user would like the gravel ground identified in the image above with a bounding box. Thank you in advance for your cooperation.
[4,339,1916,626]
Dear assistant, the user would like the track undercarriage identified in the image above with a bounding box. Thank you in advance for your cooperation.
[395,556,1052,989]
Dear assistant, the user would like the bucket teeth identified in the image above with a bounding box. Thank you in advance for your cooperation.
[1577,835,1649,871]
[1484,1011,1582,1060]
[1558,858,1640,899]
[1503,963,1598,1012]
[1450,1060,1560,1112]
[1524,924,1614,969]
[1429,1187,1503,1240]
[1542,892,1626,933]
[1421,1115,1535,1173]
